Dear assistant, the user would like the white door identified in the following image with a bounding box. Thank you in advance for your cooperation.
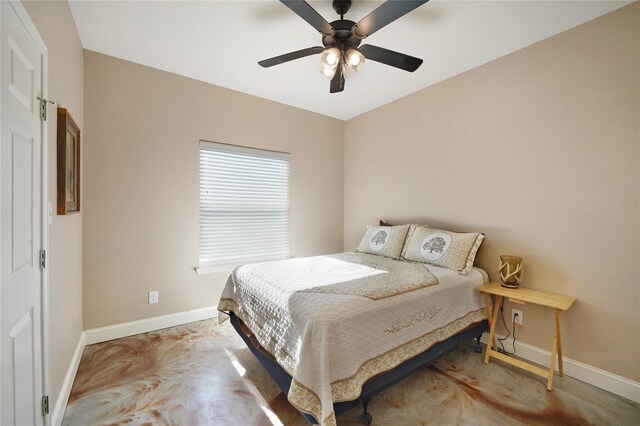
[0,1,45,425]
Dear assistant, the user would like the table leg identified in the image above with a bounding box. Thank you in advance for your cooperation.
[484,295,502,364]
[483,293,493,324]
[547,311,559,391]
[482,293,497,352]
[555,309,563,377]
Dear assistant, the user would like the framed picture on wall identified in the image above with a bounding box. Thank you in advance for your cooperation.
[57,107,81,215]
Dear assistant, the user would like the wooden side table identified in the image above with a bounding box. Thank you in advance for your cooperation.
[476,282,575,391]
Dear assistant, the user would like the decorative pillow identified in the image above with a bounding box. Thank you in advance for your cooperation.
[401,225,484,274]
[356,224,410,258]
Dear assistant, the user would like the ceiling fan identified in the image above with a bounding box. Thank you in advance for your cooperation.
[258,0,428,93]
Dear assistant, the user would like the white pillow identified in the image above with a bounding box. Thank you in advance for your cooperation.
[356,225,410,258]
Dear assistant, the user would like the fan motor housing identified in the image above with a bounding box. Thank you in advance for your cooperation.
[323,20,361,49]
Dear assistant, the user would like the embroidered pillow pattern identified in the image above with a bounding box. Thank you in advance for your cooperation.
[402,225,484,274]
[356,224,410,258]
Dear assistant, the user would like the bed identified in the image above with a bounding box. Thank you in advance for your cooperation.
[218,252,489,426]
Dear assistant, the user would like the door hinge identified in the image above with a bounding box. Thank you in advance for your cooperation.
[39,250,47,270]
[37,97,55,121]
[39,98,47,121]
[42,395,49,416]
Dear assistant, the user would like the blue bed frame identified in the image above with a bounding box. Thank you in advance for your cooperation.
[229,312,488,425]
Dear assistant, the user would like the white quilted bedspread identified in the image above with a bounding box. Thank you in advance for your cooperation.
[218,252,487,425]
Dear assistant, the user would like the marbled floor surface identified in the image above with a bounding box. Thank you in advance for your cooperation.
[62,319,639,425]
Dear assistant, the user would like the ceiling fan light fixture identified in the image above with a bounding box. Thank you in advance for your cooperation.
[320,62,338,79]
[345,48,365,72]
[321,47,341,67]
[320,47,340,79]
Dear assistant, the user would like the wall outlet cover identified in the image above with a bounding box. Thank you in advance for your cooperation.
[148,291,159,304]
[512,309,523,325]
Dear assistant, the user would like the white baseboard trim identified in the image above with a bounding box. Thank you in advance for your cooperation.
[51,332,86,426]
[84,306,218,345]
[52,311,639,423]
[481,334,640,403]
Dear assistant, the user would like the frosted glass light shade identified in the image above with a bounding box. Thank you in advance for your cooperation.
[345,49,365,72]
[320,47,340,79]
[320,62,338,79]
[321,47,340,67]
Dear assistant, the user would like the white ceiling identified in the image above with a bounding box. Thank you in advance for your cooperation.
[69,1,630,120]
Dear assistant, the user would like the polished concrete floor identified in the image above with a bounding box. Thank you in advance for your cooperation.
[62,319,639,425]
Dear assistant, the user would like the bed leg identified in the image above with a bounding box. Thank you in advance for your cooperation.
[474,335,483,353]
[359,397,372,425]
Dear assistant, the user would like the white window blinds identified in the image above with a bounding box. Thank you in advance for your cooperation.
[199,141,290,266]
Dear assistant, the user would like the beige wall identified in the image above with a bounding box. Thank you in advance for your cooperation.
[22,0,84,414]
[83,51,344,329]
[344,4,639,381]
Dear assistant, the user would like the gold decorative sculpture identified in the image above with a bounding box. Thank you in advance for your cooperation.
[499,255,523,289]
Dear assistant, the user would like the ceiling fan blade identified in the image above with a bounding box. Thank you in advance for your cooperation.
[280,0,334,36]
[330,60,345,93]
[258,46,325,68]
[360,44,423,72]
[353,0,429,38]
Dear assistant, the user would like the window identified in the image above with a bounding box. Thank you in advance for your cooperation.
[199,141,290,268]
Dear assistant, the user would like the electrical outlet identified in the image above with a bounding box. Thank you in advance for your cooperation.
[148,291,159,304]
[512,309,523,326]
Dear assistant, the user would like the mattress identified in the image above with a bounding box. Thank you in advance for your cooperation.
[218,252,488,426]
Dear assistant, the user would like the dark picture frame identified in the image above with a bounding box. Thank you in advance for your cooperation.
[57,107,80,214]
